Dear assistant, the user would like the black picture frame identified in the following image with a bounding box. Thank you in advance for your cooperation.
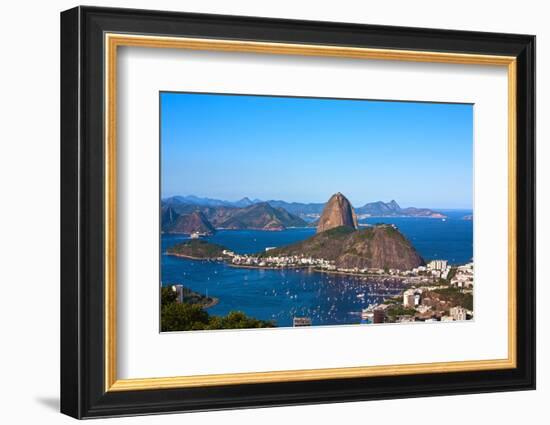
[61,5,535,419]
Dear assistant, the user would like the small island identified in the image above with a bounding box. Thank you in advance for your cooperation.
[166,239,229,260]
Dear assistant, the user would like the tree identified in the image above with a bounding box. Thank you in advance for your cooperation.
[159,285,276,331]
[216,311,275,329]
[161,302,210,332]
[161,286,177,306]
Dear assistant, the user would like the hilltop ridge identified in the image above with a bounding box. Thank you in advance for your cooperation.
[161,201,307,233]
[265,224,424,270]
[162,210,215,235]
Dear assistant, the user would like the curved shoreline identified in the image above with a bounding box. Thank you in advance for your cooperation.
[228,263,308,271]
[229,263,409,281]
[165,252,226,261]
[202,297,219,309]
[168,252,411,281]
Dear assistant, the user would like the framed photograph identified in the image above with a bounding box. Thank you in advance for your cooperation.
[60,6,535,419]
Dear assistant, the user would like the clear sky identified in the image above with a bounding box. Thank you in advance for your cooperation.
[161,92,473,209]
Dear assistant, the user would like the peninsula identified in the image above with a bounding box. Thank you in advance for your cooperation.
[166,239,229,260]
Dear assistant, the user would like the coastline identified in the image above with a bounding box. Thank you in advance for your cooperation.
[228,263,308,271]
[165,252,226,261]
[202,297,219,309]
[167,252,418,282]
[358,215,446,220]
[314,268,408,280]
[228,262,410,281]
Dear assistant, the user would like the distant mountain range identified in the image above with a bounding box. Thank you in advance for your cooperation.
[165,195,261,209]
[355,200,446,219]
[165,192,426,270]
[162,210,216,235]
[162,195,446,220]
[161,201,307,234]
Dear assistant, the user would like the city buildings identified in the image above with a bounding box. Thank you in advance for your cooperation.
[403,289,416,307]
[428,259,448,270]
[220,249,473,324]
[450,262,474,288]
[403,288,423,307]
[450,306,468,321]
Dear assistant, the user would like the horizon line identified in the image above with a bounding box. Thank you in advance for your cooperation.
[161,194,473,210]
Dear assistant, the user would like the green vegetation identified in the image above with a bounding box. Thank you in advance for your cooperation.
[386,305,417,316]
[166,240,228,259]
[355,228,374,240]
[162,302,211,331]
[385,305,417,321]
[323,225,356,238]
[382,225,398,236]
[260,226,356,259]
[260,223,424,270]
[432,286,473,311]
[160,286,275,332]
[205,311,276,330]
[380,224,407,244]
[382,297,401,305]
[161,286,216,308]
[446,267,457,282]
[161,286,177,305]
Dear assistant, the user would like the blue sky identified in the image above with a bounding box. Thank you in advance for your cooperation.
[161,92,473,209]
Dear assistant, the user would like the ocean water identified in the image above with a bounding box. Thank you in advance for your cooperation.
[161,211,472,327]
[361,209,473,264]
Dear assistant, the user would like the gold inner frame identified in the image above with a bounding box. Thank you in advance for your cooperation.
[104,33,517,392]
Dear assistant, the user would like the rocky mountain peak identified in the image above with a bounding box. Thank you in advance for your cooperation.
[388,200,401,210]
[316,193,358,234]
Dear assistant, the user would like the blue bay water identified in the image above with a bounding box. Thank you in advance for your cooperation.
[161,211,472,327]
[362,209,473,264]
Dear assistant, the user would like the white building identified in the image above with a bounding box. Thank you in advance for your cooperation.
[450,306,468,321]
[403,289,416,307]
[428,259,448,271]
[171,284,184,303]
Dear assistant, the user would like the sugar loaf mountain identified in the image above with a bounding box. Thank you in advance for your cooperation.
[165,192,425,271]
[263,193,424,270]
